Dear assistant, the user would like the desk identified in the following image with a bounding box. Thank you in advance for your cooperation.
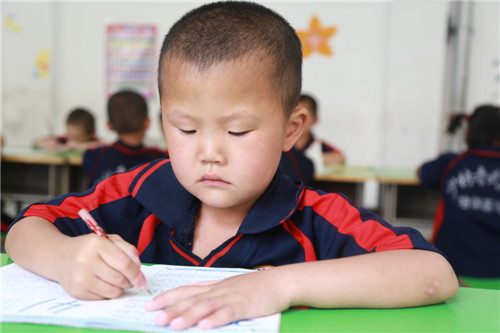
[1,254,498,333]
[314,166,439,239]
[1,147,85,215]
[314,166,376,205]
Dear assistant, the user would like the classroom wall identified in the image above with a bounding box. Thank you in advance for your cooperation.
[2,1,498,168]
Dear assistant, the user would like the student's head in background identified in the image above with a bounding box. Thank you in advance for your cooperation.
[107,90,150,135]
[467,104,500,148]
[66,108,96,143]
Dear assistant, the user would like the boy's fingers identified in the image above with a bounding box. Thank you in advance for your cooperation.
[197,306,239,330]
[168,295,233,330]
[98,239,148,290]
[89,275,127,299]
[108,234,142,266]
[145,285,212,311]
[94,259,134,290]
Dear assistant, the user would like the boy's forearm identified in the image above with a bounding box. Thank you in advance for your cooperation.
[5,217,71,282]
[277,250,458,309]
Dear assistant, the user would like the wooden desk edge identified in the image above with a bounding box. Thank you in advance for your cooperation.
[1,154,67,165]
[314,174,378,183]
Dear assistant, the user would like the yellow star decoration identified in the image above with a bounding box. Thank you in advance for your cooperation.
[296,16,337,58]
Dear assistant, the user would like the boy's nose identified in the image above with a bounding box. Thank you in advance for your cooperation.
[200,134,225,164]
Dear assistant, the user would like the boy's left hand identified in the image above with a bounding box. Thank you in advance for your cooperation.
[145,269,290,330]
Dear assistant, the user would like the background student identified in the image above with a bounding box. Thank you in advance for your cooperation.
[418,104,500,278]
[295,94,346,170]
[83,89,168,186]
[6,2,457,331]
[34,108,101,152]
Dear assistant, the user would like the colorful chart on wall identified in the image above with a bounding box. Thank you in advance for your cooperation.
[296,16,337,58]
[106,24,157,99]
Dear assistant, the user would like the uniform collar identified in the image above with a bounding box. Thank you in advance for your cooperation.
[114,140,145,150]
[131,161,304,235]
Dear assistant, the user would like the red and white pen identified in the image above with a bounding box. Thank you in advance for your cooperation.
[78,208,150,294]
[78,208,108,239]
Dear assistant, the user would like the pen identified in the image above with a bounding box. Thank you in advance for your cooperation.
[78,208,151,294]
[78,208,108,239]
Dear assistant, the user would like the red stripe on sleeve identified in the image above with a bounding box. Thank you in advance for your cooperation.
[204,234,244,267]
[131,159,170,197]
[137,214,162,256]
[169,238,200,265]
[281,219,317,261]
[298,190,414,252]
[430,198,445,244]
[23,164,150,223]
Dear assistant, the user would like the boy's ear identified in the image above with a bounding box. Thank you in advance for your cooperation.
[283,105,308,152]
[144,117,151,130]
[107,121,114,131]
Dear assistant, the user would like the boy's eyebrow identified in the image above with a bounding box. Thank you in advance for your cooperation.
[166,110,258,122]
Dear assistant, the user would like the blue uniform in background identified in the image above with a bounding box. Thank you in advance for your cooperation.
[83,140,167,186]
[420,145,500,277]
[15,159,440,268]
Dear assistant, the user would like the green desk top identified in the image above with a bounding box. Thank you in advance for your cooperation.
[1,253,499,333]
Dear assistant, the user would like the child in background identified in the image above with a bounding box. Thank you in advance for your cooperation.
[418,104,500,278]
[83,90,168,186]
[6,2,457,330]
[34,108,100,151]
[295,94,346,169]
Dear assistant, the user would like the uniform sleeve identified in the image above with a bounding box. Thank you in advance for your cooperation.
[9,163,150,245]
[300,190,443,260]
[419,153,456,188]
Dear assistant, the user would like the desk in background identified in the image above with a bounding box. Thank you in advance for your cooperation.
[1,147,85,215]
[1,254,499,333]
[314,166,439,239]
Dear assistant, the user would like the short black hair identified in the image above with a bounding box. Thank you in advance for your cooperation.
[299,94,318,117]
[467,104,500,148]
[107,90,148,133]
[66,108,95,136]
[158,1,302,116]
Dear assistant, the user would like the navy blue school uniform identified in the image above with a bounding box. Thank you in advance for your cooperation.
[420,145,500,277]
[14,159,440,268]
[83,140,168,186]
[279,147,315,185]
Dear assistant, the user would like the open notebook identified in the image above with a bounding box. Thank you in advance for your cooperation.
[1,263,281,332]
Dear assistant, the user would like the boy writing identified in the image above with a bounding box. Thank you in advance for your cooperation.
[83,89,167,186]
[6,1,458,331]
[34,108,101,152]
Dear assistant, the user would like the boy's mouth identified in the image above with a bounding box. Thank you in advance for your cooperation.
[200,173,230,187]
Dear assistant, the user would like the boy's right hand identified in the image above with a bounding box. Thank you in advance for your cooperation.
[56,233,148,300]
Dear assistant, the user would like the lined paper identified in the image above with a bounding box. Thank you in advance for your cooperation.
[1,263,280,332]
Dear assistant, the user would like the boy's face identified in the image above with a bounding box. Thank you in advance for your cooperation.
[160,57,304,211]
[66,124,91,143]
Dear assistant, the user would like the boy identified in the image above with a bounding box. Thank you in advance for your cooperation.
[6,1,458,331]
[34,108,101,151]
[295,94,346,166]
[83,90,167,186]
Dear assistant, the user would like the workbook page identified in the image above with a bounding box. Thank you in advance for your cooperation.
[1,263,280,332]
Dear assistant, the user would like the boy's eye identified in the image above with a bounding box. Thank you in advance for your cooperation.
[180,129,196,135]
[228,130,250,137]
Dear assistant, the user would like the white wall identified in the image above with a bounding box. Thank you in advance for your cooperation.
[2,2,56,146]
[2,1,498,168]
[466,1,500,110]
